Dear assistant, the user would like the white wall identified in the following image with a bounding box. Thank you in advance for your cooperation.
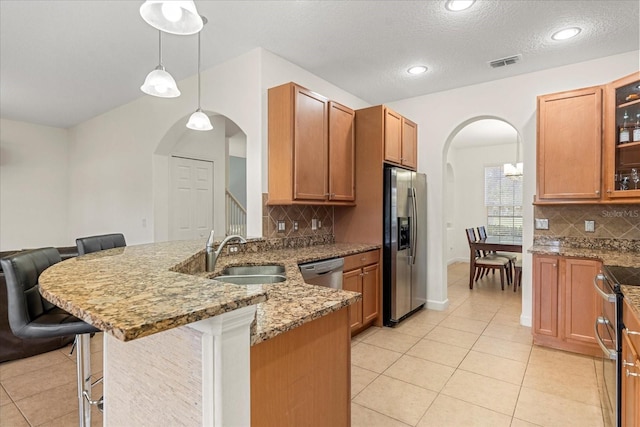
[448,143,520,262]
[388,50,639,325]
[0,119,70,250]
[69,49,264,244]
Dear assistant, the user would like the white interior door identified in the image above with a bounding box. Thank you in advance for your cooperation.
[170,156,213,241]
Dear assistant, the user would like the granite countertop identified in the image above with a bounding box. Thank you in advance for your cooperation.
[528,244,638,268]
[196,242,380,345]
[39,239,379,345]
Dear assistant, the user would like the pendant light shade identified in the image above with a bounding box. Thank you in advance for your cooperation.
[141,31,180,98]
[139,1,203,35]
[187,109,213,130]
[186,17,212,131]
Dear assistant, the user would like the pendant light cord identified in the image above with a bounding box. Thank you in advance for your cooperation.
[197,31,201,109]
[158,31,163,66]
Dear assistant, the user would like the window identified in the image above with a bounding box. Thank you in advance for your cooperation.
[484,164,523,237]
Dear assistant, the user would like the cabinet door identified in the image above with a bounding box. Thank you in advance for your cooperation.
[537,87,603,200]
[343,269,363,330]
[362,263,379,324]
[294,86,328,201]
[563,258,602,346]
[401,118,417,170]
[328,102,355,202]
[533,255,559,337]
[603,72,640,201]
[384,108,403,164]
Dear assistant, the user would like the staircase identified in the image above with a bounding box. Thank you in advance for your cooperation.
[226,190,246,236]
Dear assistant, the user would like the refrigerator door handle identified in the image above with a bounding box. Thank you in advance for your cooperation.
[410,187,418,265]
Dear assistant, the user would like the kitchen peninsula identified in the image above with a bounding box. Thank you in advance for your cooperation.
[39,238,378,427]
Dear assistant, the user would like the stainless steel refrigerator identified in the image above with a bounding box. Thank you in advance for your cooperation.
[383,166,427,326]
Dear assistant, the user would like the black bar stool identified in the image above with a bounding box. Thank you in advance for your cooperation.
[76,233,126,255]
[1,248,101,426]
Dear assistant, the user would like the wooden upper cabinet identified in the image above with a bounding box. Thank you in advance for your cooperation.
[294,86,328,201]
[383,107,418,170]
[384,108,403,164]
[401,118,417,170]
[603,71,640,201]
[328,101,356,202]
[267,82,355,205]
[537,86,603,201]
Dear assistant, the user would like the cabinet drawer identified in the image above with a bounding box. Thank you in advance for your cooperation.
[344,249,380,271]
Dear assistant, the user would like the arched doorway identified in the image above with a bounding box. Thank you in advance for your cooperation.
[442,117,523,292]
[152,112,247,242]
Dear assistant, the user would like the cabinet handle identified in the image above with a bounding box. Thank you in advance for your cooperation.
[624,359,635,368]
[595,190,600,195]
[626,328,640,336]
[359,273,365,277]
[626,369,640,378]
[553,264,557,268]
[607,189,612,194]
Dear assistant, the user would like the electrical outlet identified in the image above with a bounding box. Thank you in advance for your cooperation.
[534,218,549,230]
[585,220,595,233]
[293,221,299,232]
[277,220,286,232]
[311,218,318,230]
[227,245,239,254]
[318,220,322,229]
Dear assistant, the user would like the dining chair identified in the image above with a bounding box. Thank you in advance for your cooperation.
[465,228,511,290]
[513,258,522,292]
[477,226,518,279]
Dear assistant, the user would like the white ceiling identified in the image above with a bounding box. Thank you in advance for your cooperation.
[1,0,638,129]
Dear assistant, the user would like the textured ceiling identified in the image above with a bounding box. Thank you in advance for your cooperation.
[1,0,638,129]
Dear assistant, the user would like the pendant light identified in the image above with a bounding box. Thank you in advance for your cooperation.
[187,17,212,131]
[140,1,203,35]
[140,31,181,98]
[504,136,523,177]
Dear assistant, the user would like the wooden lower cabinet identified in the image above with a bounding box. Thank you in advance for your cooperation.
[622,299,640,427]
[532,254,602,356]
[342,249,380,334]
[250,308,351,427]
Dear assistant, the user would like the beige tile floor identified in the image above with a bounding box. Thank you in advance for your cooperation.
[351,262,605,427]
[0,262,604,426]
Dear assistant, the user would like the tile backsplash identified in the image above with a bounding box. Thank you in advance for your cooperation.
[534,204,640,240]
[262,194,334,238]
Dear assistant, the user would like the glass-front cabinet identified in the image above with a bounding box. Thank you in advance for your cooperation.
[604,72,640,200]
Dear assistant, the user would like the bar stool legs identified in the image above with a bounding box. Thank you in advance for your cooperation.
[77,333,92,427]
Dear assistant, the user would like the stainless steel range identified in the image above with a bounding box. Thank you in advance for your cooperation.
[594,265,640,427]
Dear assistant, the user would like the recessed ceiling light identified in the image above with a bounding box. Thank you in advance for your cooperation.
[445,0,475,11]
[408,65,428,75]
[551,27,582,41]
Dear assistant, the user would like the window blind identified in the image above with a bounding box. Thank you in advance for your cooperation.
[484,165,523,237]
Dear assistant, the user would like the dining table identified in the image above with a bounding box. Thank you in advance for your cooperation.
[469,235,523,288]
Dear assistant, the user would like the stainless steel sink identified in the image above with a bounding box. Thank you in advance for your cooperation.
[221,265,285,276]
[213,274,287,285]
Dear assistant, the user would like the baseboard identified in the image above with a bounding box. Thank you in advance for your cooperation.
[426,298,449,311]
[520,314,532,327]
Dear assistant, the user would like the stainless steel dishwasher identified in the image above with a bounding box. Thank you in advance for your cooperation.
[299,258,344,289]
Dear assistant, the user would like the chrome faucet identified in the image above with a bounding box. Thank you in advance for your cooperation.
[205,231,247,272]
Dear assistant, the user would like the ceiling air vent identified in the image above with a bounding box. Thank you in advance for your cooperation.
[489,54,522,68]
